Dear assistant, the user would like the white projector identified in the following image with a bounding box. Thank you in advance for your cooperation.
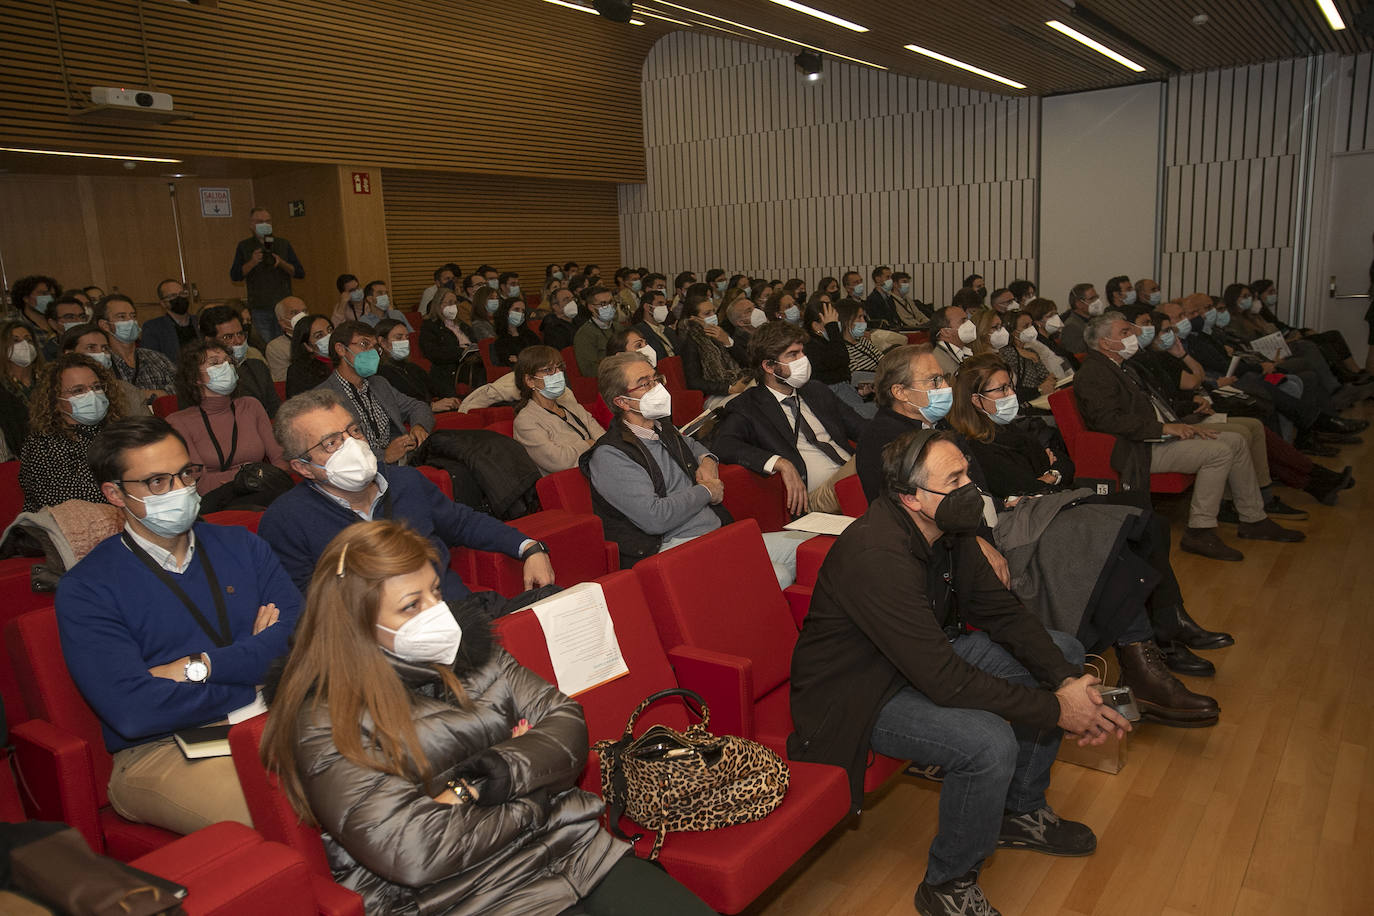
[90,87,176,111]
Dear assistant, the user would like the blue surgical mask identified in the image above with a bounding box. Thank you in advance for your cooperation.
[126,484,201,538]
[1237,297,1252,312]
[851,321,867,337]
[487,278,500,290]
[254,222,273,237]
[852,282,866,297]
[1158,330,1177,350]
[374,293,390,310]
[916,385,953,422]
[508,310,525,328]
[899,282,911,296]
[88,351,112,369]
[1147,291,1162,307]
[882,278,893,292]
[389,338,411,360]
[985,393,1020,425]
[349,288,364,303]
[1175,317,1192,339]
[784,305,801,324]
[630,279,642,293]
[1136,325,1156,347]
[552,270,564,281]
[1202,309,1217,331]
[597,304,617,324]
[113,319,141,343]
[65,390,110,425]
[507,284,521,298]
[1263,293,1278,307]
[314,335,332,357]
[485,298,500,315]
[34,294,54,314]
[541,370,567,399]
[350,348,380,378]
[715,279,728,293]
[230,342,248,361]
[1215,309,1232,327]
[205,361,238,395]
[703,314,719,327]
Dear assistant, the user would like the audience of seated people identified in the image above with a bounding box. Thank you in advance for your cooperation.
[491,296,540,368]
[573,286,621,377]
[318,320,434,465]
[60,323,149,419]
[512,344,605,475]
[93,293,178,404]
[265,296,308,381]
[675,290,750,407]
[166,338,291,512]
[374,317,462,413]
[420,287,485,394]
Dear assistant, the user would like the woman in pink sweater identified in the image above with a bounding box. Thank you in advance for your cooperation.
[168,339,292,512]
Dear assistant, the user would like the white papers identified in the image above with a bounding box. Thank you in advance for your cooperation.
[529,583,629,697]
[1055,371,1074,388]
[1226,355,1242,378]
[783,512,856,535]
[1248,331,1291,361]
[1199,413,1229,424]
[227,690,268,724]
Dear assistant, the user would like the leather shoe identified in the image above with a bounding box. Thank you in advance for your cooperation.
[1236,518,1305,542]
[1159,640,1215,676]
[1180,526,1244,561]
[1154,604,1235,650]
[1115,641,1220,727]
[1262,495,1308,520]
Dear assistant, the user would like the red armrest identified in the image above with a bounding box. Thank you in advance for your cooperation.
[792,535,834,588]
[603,541,619,570]
[10,718,103,852]
[783,584,812,630]
[311,875,367,916]
[1074,431,1120,481]
[665,645,754,740]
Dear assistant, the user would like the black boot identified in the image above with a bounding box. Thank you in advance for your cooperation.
[1158,640,1216,676]
[1304,466,1348,506]
[1154,604,1235,650]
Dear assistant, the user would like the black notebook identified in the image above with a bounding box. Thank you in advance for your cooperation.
[173,724,232,759]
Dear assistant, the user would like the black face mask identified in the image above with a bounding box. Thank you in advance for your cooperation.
[168,296,190,315]
[925,481,985,533]
[442,279,456,290]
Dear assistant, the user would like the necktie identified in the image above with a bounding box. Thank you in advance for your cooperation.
[787,395,845,466]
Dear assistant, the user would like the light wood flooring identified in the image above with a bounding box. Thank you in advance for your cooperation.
[744,401,1374,916]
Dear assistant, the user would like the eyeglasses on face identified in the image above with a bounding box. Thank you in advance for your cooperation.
[298,422,365,460]
[978,383,1016,398]
[625,373,666,395]
[62,382,107,397]
[119,464,204,495]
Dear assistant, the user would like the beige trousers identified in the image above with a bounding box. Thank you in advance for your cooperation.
[807,458,858,515]
[1199,417,1271,488]
[107,737,253,835]
[1150,431,1265,528]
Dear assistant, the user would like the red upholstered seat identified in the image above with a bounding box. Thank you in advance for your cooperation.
[568,375,600,406]
[406,332,430,371]
[658,354,686,392]
[274,380,287,401]
[465,510,617,596]
[495,571,850,914]
[0,558,50,728]
[203,510,263,534]
[433,410,485,431]
[717,464,790,533]
[1050,389,1194,494]
[486,418,514,438]
[416,465,454,500]
[5,608,180,859]
[151,395,178,418]
[478,338,510,380]
[0,461,22,531]
[834,474,868,517]
[671,387,704,429]
[229,716,366,916]
[536,468,594,515]
[561,346,582,378]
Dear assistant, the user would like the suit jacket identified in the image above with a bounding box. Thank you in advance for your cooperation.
[713,381,867,487]
[141,314,196,363]
[864,290,899,328]
[315,372,436,460]
[235,357,280,418]
[1072,350,1163,490]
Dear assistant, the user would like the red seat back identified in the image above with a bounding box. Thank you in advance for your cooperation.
[670,388,704,429]
[658,355,686,392]
[560,346,581,378]
[536,468,594,515]
[407,332,430,371]
[478,339,510,380]
[1050,388,1118,483]
[6,609,114,804]
[151,395,178,418]
[1049,388,1083,452]
[568,375,600,406]
[834,475,868,517]
[485,419,514,438]
[0,462,22,531]
[228,714,334,878]
[417,465,454,500]
[273,381,287,401]
[433,411,485,431]
[718,464,790,533]
[204,510,263,534]
[634,520,796,702]
[469,510,612,595]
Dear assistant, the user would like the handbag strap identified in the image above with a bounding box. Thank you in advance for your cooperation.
[622,687,709,739]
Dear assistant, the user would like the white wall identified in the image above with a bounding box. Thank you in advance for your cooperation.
[1038,83,1162,309]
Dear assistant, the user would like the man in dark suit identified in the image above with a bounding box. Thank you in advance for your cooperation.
[141,279,199,362]
[864,264,899,329]
[713,321,868,515]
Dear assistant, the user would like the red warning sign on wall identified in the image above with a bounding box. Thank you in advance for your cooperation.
[351,172,372,194]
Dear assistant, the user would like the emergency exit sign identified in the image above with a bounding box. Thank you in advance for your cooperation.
[351,172,372,194]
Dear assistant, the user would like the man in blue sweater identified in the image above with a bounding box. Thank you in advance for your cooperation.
[259,388,555,599]
[57,416,301,835]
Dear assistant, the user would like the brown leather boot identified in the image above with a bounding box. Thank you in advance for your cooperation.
[1114,641,1220,728]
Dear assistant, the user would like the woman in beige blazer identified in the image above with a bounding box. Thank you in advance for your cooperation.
[512,345,606,475]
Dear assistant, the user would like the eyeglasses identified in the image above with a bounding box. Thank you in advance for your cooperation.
[907,374,948,391]
[298,423,365,460]
[978,383,1016,398]
[61,382,107,397]
[625,373,666,395]
[218,330,247,345]
[533,364,566,377]
[347,339,375,352]
[119,464,204,495]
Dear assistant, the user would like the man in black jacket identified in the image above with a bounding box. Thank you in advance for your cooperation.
[713,321,868,515]
[789,429,1129,916]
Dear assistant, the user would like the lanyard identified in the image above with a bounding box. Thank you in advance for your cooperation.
[199,401,239,470]
[544,404,592,441]
[121,532,232,648]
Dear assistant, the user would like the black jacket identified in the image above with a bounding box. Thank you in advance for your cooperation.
[804,324,850,385]
[864,290,899,328]
[855,406,928,501]
[539,313,576,352]
[788,495,1080,806]
[713,381,867,487]
[1073,351,1164,491]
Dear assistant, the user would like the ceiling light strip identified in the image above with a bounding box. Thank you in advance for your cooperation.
[0,147,182,163]
[764,0,868,33]
[632,8,696,27]
[1314,0,1347,30]
[902,44,1026,90]
[541,0,598,14]
[1044,20,1145,72]
[647,0,887,69]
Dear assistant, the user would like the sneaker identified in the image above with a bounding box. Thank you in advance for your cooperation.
[915,873,1002,916]
[1263,496,1308,520]
[997,806,1097,856]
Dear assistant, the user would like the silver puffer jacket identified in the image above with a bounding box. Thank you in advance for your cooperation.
[290,618,627,915]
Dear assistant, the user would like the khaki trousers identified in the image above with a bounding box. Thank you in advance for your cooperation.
[1200,417,1271,488]
[807,458,857,515]
[107,738,253,836]
[1150,431,1266,528]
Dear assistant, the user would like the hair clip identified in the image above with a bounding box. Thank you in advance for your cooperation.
[336,543,348,577]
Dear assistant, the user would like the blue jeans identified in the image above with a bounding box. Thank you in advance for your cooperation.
[870,629,1083,885]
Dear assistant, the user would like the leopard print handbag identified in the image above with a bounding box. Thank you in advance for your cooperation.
[593,687,790,860]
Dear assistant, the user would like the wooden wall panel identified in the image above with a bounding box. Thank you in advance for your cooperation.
[382,170,621,310]
[3,0,658,182]
[249,166,349,314]
[619,32,1037,309]
[1333,52,1374,154]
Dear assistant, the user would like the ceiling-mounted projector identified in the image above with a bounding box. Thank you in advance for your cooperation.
[593,0,634,22]
[73,86,191,125]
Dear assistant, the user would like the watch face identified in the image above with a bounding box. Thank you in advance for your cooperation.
[186,660,209,682]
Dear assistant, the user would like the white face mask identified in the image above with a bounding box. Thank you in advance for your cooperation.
[652,305,669,323]
[126,485,201,538]
[1123,290,1138,306]
[441,304,459,321]
[1086,298,1105,316]
[629,382,672,420]
[956,319,977,345]
[377,600,462,665]
[988,327,1010,349]
[205,361,238,395]
[636,344,658,368]
[1113,334,1140,359]
[314,435,378,492]
[289,311,308,329]
[562,300,579,319]
[749,308,768,328]
[1018,327,1038,345]
[8,340,37,367]
[1045,314,1064,335]
[780,354,811,388]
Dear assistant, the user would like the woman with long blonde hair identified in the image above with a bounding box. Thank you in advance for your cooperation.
[261,520,710,916]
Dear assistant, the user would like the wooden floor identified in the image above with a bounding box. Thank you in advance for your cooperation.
[745,401,1374,916]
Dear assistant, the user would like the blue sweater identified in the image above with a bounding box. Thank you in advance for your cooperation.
[257,465,528,598]
[56,522,302,752]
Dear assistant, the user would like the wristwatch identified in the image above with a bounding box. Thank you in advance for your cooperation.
[184,654,210,684]
[520,540,549,561]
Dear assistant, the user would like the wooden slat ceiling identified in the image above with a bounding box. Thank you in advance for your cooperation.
[623,0,1374,95]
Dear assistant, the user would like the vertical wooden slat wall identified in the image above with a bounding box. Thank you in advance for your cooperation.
[382,170,622,308]
[1332,52,1374,154]
[617,32,1038,308]
[3,0,656,183]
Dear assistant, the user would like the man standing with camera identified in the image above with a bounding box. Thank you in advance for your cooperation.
[230,207,305,342]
